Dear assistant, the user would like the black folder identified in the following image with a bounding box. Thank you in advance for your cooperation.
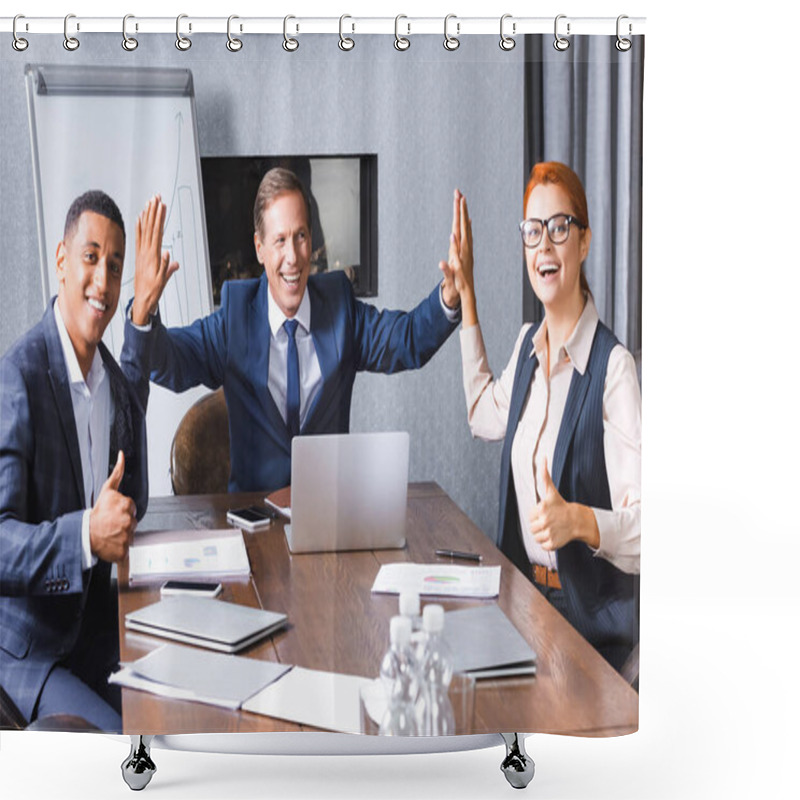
[442,605,537,679]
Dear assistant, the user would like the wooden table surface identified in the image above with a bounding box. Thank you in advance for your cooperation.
[118,483,638,737]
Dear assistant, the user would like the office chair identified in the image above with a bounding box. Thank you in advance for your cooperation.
[170,388,231,495]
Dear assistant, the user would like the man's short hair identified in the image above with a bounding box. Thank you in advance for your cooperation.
[253,168,311,238]
[63,190,126,243]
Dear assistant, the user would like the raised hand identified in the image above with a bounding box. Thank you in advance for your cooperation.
[88,450,137,563]
[131,195,180,326]
[439,189,477,326]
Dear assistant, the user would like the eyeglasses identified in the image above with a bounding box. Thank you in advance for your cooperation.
[519,214,586,248]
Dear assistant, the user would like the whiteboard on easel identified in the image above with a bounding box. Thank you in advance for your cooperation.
[26,64,213,496]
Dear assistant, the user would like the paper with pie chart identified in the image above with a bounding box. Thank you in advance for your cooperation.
[370,563,501,599]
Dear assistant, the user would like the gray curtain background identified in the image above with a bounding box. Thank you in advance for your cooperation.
[524,35,644,358]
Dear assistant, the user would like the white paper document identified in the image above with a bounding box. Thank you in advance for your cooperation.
[110,644,291,709]
[370,563,501,598]
[359,677,388,726]
[243,667,372,734]
[128,530,251,582]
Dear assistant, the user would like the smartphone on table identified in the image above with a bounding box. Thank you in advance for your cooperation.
[226,504,276,533]
[160,580,223,598]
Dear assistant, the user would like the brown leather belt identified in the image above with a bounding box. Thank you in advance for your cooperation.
[532,564,561,590]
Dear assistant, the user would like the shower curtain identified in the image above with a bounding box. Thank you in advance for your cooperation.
[0,26,643,741]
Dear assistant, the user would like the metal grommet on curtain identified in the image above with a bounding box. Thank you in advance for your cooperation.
[63,14,80,51]
[553,14,570,51]
[499,14,516,51]
[443,14,460,51]
[122,14,138,51]
[394,15,410,51]
[175,14,192,51]
[283,15,299,52]
[338,15,355,51]
[615,15,632,52]
[12,15,29,52]
[226,15,243,52]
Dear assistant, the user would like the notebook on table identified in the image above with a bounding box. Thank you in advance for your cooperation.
[284,431,409,554]
[125,595,288,654]
[443,604,538,679]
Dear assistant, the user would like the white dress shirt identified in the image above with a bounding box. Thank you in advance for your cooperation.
[266,282,461,428]
[267,288,323,429]
[54,300,112,570]
[460,295,641,575]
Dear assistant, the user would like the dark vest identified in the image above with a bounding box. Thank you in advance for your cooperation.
[497,321,639,671]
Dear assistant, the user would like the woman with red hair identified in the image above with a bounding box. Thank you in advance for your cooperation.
[442,163,640,673]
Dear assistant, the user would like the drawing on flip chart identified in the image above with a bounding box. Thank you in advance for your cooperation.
[28,71,211,359]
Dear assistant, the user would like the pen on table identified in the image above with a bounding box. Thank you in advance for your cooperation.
[435,548,483,563]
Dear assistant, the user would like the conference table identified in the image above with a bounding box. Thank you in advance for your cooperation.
[118,483,638,737]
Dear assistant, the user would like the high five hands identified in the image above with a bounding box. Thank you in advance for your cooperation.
[440,189,478,327]
[131,195,180,326]
[529,460,600,551]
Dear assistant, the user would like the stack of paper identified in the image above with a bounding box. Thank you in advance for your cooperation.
[370,563,501,598]
[128,529,251,583]
[110,644,292,709]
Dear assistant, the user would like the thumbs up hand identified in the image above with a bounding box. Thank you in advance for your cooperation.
[529,460,569,551]
[89,450,138,563]
[529,460,600,552]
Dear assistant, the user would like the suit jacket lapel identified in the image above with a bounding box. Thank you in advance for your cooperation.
[552,368,591,489]
[304,281,337,431]
[101,346,132,465]
[42,303,85,506]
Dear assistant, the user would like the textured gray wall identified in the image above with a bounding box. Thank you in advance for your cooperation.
[0,34,524,540]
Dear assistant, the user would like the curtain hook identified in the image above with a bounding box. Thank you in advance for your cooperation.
[339,14,355,51]
[615,15,632,52]
[12,15,29,52]
[283,15,299,51]
[176,14,192,51]
[443,14,460,51]
[499,14,516,51]
[553,14,570,51]
[227,15,243,51]
[122,14,138,51]
[394,15,410,51]
[63,13,80,51]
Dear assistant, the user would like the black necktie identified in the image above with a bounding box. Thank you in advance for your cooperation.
[284,319,300,437]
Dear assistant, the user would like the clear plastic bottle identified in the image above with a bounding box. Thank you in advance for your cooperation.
[378,615,419,736]
[398,591,426,728]
[419,604,456,736]
[398,591,423,634]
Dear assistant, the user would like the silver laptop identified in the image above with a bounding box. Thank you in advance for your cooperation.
[284,432,409,554]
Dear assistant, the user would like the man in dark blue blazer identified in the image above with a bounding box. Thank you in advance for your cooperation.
[125,168,461,492]
[0,191,175,730]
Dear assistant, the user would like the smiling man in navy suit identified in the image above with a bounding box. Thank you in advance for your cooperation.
[0,191,175,730]
[125,167,461,493]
